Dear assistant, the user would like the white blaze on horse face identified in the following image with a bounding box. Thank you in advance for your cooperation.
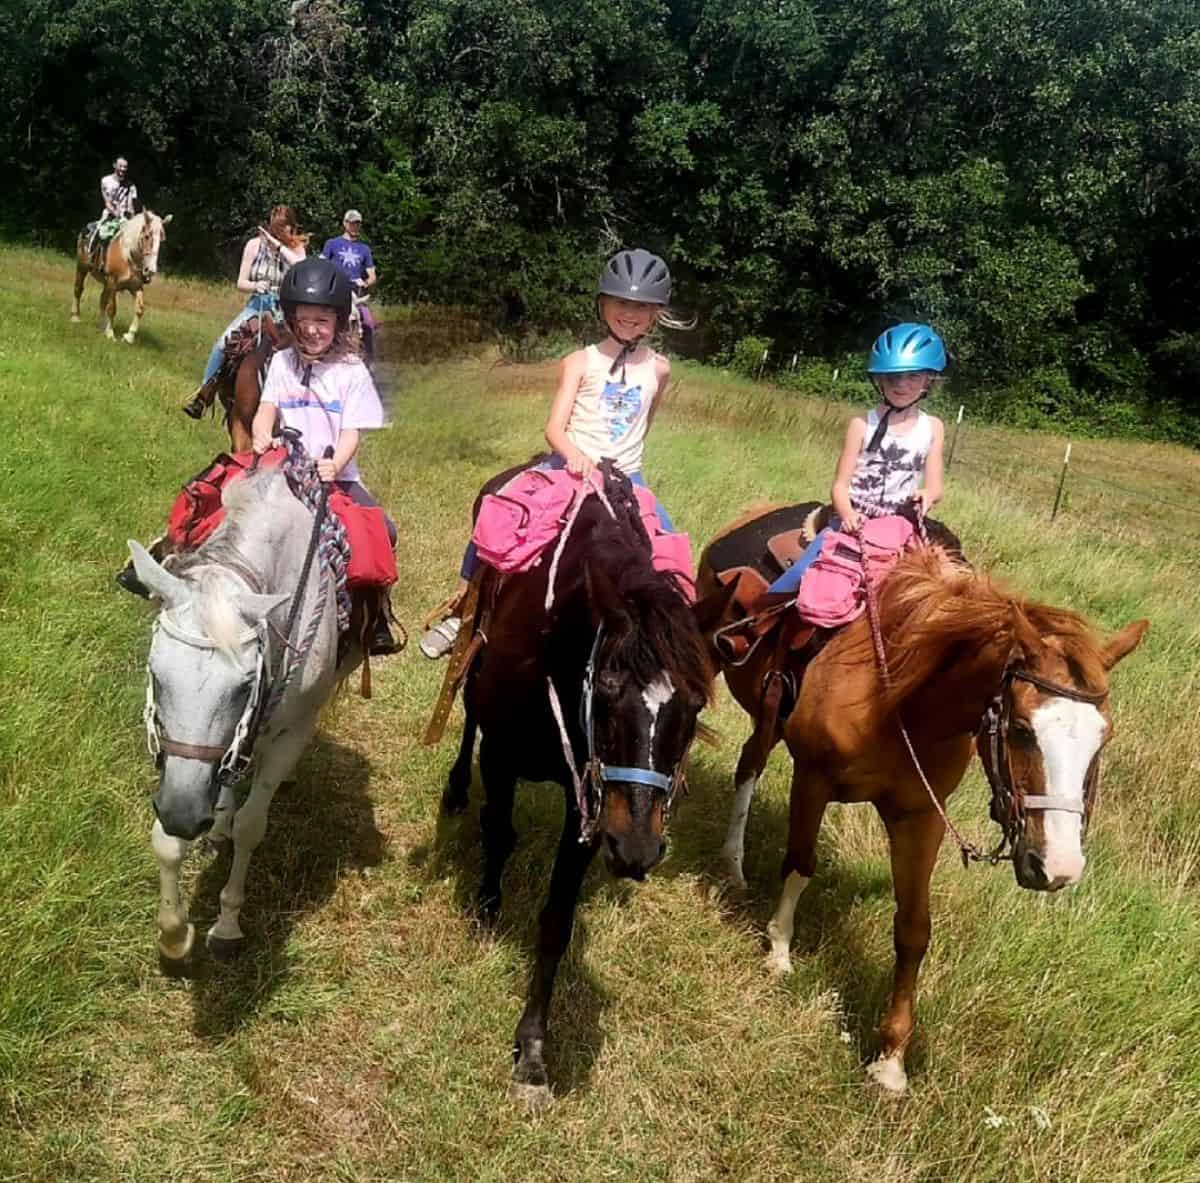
[642,673,674,753]
[1030,698,1106,886]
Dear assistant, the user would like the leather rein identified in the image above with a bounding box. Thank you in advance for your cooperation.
[858,512,1109,866]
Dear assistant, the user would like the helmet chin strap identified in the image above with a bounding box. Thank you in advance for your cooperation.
[866,384,928,452]
[606,330,644,385]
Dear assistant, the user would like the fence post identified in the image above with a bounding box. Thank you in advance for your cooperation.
[1050,442,1072,521]
[756,348,769,380]
[946,405,965,470]
[791,352,798,372]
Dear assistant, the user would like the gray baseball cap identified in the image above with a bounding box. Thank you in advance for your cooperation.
[343,209,363,222]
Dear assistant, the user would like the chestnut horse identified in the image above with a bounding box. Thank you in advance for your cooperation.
[72,211,172,343]
[696,515,1148,1094]
[181,314,292,452]
[442,464,716,1106]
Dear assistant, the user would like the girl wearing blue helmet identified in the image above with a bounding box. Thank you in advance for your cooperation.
[765,322,946,595]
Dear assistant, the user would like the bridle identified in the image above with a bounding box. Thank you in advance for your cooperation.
[858,511,1109,866]
[144,608,273,785]
[133,215,157,285]
[548,625,691,844]
[143,450,330,790]
[975,664,1107,859]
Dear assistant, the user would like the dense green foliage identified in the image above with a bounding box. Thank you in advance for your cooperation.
[4,0,1200,437]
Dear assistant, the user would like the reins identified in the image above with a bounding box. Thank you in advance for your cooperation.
[857,509,1109,867]
[542,470,690,843]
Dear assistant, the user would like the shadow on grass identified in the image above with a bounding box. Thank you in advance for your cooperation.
[663,751,904,1070]
[184,733,385,1042]
[406,739,620,1099]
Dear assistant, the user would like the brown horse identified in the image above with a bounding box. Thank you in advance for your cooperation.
[72,211,172,343]
[443,463,718,1106]
[696,513,1148,1094]
[182,314,293,452]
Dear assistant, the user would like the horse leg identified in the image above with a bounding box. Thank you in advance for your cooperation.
[865,807,945,1096]
[100,282,116,340]
[123,289,144,344]
[442,698,476,815]
[206,729,309,958]
[229,357,260,452]
[476,734,516,924]
[151,818,195,968]
[720,695,782,886]
[71,264,85,322]
[511,810,596,1108]
[765,763,830,976]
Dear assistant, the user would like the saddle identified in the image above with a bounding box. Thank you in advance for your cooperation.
[182,314,289,421]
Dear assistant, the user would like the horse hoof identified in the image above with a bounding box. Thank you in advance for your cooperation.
[764,950,793,978]
[509,1080,554,1112]
[70,314,80,323]
[122,334,136,345]
[158,923,196,974]
[206,932,245,962]
[720,855,747,890]
[865,1056,908,1096]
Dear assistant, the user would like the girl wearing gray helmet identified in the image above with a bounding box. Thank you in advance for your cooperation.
[420,248,682,658]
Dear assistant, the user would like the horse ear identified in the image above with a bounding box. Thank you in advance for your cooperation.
[161,214,173,225]
[585,560,632,636]
[128,540,188,608]
[693,577,739,636]
[1101,619,1149,670]
[236,591,290,625]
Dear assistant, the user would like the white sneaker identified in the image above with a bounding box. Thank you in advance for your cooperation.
[420,615,461,659]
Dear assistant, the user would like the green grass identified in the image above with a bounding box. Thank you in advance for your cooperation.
[1,245,1198,1181]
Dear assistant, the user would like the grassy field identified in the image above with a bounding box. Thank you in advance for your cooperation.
[1,245,1198,1182]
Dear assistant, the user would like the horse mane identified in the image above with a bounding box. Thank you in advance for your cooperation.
[840,547,1108,712]
[168,469,292,657]
[575,468,713,704]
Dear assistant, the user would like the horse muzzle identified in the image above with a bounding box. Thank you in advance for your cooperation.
[153,763,220,841]
[1012,836,1085,893]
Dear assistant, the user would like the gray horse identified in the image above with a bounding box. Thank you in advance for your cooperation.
[130,467,360,967]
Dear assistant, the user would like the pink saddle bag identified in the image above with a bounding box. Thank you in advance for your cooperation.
[471,467,579,573]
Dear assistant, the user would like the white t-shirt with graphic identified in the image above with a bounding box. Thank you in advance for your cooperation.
[260,351,384,481]
[564,344,662,475]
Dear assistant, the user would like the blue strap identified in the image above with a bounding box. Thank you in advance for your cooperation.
[599,765,672,792]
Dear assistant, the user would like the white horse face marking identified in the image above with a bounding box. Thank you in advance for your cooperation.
[1024,697,1107,888]
[641,673,675,752]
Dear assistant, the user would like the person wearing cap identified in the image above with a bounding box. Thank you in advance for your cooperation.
[321,209,377,294]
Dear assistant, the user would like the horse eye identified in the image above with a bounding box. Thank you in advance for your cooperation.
[597,672,623,697]
[1010,721,1036,746]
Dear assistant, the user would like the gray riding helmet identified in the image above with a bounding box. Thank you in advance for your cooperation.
[598,249,671,305]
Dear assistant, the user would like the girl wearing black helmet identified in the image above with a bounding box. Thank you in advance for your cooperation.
[420,247,682,659]
[251,256,399,653]
[761,322,947,599]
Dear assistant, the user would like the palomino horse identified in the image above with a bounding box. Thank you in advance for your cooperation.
[128,463,363,968]
[72,210,172,343]
[697,520,1148,1094]
[442,464,717,1106]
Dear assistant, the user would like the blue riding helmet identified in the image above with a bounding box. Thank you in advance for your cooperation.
[868,323,946,374]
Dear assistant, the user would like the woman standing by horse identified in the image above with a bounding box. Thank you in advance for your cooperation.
[184,206,306,414]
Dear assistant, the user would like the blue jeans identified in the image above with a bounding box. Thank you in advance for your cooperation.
[458,455,675,580]
[202,293,279,384]
[766,517,841,594]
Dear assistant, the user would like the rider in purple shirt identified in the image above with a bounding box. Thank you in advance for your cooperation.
[321,209,377,355]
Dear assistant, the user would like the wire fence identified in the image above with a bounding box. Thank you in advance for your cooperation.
[944,404,1200,551]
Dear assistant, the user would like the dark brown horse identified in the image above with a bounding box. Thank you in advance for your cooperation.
[443,464,717,1106]
[182,313,292,451]
[696,511,1148,1094]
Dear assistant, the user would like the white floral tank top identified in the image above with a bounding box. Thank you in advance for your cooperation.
[564,345,662,475]
[848,408,932,515]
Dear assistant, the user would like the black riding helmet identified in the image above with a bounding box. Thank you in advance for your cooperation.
[598,249,671,305]
[280,257,352,326]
